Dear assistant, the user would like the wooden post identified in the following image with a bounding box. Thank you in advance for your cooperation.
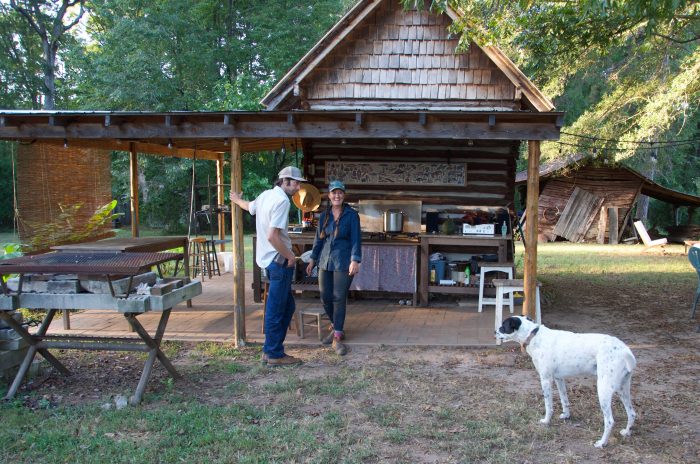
[524,141,541,319]
[230,138,246,346]
[608,207,619,244]
[597,206,608,244]
[129,143,140,238]
[216,154,226,252]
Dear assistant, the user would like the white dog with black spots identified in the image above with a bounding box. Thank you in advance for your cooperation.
[495,316,637,448]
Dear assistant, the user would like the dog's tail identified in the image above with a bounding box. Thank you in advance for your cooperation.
[623,349,637,373]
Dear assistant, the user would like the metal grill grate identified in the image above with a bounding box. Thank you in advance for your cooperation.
[0,252,182,275]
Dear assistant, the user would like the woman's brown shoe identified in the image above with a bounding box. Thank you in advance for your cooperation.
[332,336,348,356]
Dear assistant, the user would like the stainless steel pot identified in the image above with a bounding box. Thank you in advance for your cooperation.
[383,209,405,233]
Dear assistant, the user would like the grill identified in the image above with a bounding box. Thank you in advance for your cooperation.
[0,251,182,275]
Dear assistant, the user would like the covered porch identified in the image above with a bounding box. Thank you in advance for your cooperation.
[45,271,505,347]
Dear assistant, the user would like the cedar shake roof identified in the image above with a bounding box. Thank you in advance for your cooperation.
[262,0,554,112]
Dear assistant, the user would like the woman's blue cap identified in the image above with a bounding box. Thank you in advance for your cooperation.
[328,180,346,192]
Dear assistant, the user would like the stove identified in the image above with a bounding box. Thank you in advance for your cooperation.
[361,232,420,242]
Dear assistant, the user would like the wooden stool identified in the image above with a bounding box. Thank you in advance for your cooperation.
[298,307,329,340]
[259,280,300,335]
[189,238,220,279]
[478,262,514,313]
[492,279,541,345]
[204,239,221,277]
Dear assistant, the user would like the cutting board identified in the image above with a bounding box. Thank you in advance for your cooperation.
[358,200,422,233]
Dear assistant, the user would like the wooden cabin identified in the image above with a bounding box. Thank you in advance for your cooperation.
[515,153,700,243]
[0,0,563,344]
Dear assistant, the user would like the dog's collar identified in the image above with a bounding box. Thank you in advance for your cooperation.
[520,326,540,352]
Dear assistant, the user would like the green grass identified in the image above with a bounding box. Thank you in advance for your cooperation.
[514,242,693,286]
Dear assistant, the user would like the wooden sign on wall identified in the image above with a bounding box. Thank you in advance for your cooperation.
[326,161,466,186]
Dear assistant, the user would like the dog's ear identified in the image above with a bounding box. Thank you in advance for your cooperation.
[501,317,521,334]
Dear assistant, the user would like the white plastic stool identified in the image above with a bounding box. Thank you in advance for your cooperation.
[493,279,541,345]
[478,262,514,313]
[219,252,233,273]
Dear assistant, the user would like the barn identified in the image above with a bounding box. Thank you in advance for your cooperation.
[515,153,700,243]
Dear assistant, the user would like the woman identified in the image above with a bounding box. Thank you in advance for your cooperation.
[306,180,361,356]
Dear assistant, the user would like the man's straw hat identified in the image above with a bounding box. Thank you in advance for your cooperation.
[292,183,321,212]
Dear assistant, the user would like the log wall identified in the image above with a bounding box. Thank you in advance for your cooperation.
[304,139,518,207]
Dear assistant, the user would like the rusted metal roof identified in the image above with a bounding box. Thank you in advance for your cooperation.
[515,153,700,207]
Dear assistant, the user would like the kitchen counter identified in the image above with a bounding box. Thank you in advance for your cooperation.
[252,233,419,303]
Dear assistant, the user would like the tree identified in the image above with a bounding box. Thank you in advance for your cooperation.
[0,6,45,108]
[7,0,87,109]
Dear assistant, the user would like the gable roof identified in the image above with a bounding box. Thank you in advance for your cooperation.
[515,153,700,207]
[261,0,554,112]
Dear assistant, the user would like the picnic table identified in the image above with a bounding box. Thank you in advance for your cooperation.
[0,250,201,405]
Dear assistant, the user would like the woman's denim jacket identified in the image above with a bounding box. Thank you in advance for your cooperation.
[310,204,362,272]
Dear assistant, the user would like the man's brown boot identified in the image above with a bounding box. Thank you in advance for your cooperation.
[266,354,303,366]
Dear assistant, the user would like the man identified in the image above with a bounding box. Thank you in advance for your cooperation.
[230,166,306,366]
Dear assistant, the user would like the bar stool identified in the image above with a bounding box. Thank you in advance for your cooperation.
[478,261,514,313]
[205,240,221,277]
[189,237,215,279]
[492,279,541,345]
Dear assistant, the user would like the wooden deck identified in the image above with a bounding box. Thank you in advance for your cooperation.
[48,271,508,347]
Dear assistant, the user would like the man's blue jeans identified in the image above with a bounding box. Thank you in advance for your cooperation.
[263,261,296,359]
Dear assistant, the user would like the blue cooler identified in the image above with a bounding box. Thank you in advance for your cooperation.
[429,260,446,283]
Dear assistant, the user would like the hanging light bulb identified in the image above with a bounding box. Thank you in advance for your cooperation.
[167,139,173,149]
[63,138,68,148]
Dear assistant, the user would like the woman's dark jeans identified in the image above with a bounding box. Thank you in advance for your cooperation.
[318,269,354,333]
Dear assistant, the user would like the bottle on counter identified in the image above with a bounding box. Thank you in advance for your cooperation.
[464,264,471,285]
[501,221,507,237]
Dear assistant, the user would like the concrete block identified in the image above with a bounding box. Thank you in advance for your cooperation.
[0,345,29,379]
[47,280,81,294]
[1,349,42,382]
[0,311,22,329]
[80,272,157,294]
[7,275,80,293]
